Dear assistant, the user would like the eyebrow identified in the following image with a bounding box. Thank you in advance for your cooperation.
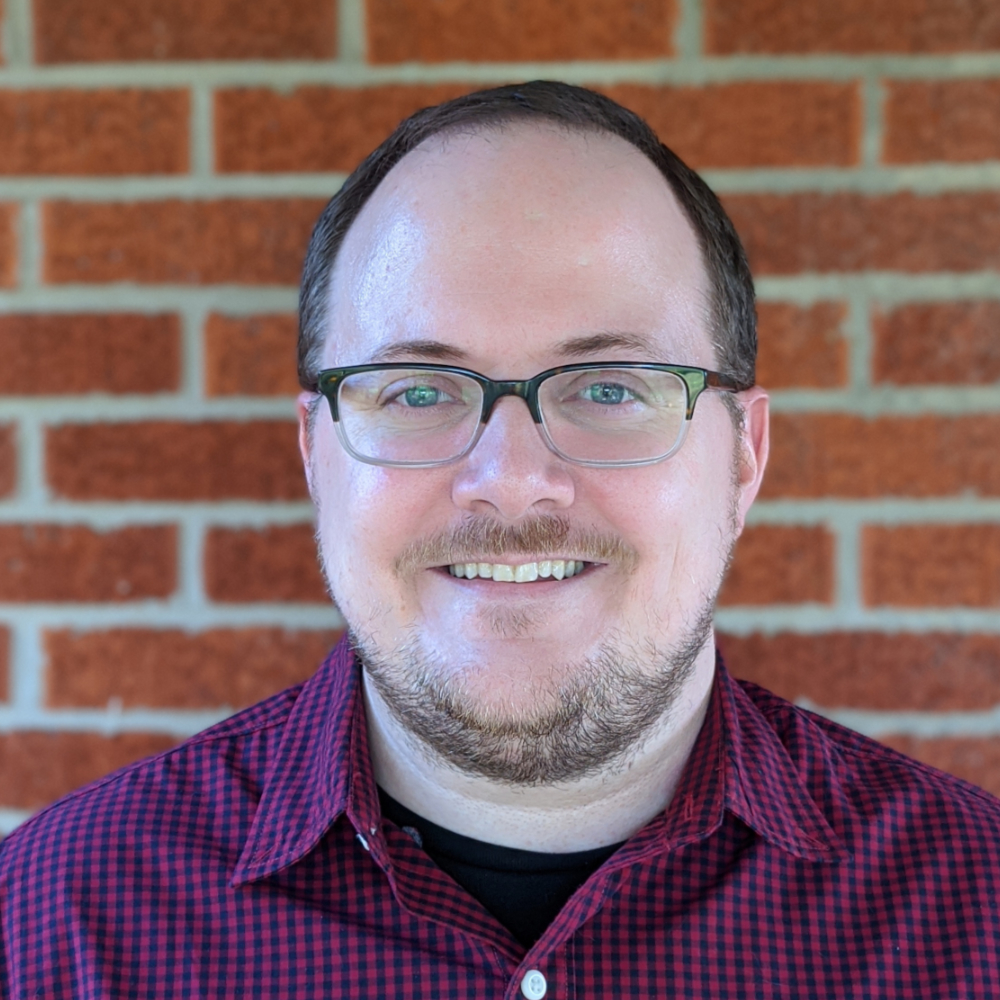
[367,339,471,363]
[552,332,658,358]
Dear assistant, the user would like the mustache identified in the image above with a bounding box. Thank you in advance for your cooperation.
[393,515,639,576]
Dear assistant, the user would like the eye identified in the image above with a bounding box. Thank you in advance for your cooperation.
[581,381,635,405]
[402,385,444,407]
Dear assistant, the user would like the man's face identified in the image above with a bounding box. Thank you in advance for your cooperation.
[299,125,768,783]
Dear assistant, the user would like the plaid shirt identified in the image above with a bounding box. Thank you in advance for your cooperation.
[3,638,1000,998]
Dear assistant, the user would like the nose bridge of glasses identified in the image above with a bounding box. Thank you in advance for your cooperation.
[479,379,544,424]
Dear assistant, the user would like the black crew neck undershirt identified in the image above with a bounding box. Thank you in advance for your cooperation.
[378,788,624,948]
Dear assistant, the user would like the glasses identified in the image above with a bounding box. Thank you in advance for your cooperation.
[315,362,746,468]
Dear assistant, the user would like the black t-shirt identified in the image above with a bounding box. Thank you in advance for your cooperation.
[379,789,624,948]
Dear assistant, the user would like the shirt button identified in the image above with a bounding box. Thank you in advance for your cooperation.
[520,970,547,999]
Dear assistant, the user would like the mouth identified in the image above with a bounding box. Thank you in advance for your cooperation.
[446,559,587,582]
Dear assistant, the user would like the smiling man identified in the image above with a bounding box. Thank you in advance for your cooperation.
[3,82,1000,999]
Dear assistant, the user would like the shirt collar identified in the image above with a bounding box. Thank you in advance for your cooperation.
[233,640,846,885]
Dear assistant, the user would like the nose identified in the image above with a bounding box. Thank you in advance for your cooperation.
[451,396,576,519]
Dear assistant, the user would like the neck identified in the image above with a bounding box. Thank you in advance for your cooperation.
[363,644,716,853]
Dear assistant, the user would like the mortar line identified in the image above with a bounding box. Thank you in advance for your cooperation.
[17,200,41,289]
[14,414,47,504]
[0,809,33,836]
[177,516,207,605]
[673,0,703,60]
[190,82,214,177]
[861,74,884,169]
[179,302,209,399]
[833,518,862,612]
[10,621,43,711]
[2,0,33,65]
[844,287,873,390]
[337,0,367,63]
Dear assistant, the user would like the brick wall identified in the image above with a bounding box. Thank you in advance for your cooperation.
[0,0,998,832]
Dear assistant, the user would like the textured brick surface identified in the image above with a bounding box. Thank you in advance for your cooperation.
[0,314,180,394]
[43,199,324,285]
[864,525,1000,607]
[722,631,1000,711]
[204,313,300,396]
[756,302,848,388]
[764,414,1000,498]
[0,425,14,498]
[706,0,1000,54]
[605,82,860,168]
[35,0,336,62]
[216,85,471,174]
[46,627,340,709]
[873,303,1000,386]
[0,731,179,809]
[0,90,188,176]
[0,524,175,601]
[205,525,327,603]
[880,735,1000,799]
[47,421,306,501]
[724,193,1000,274]
[885,80,1000,164]
[719,525,834,605]
[368,0,674,62]
[0,204,15,287]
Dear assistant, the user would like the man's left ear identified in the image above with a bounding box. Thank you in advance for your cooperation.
[732,386,769,532]
[297,391,319,502]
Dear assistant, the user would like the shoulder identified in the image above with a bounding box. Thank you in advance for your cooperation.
[0,683,303,881]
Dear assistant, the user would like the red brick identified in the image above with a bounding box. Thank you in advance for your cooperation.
[604,83,860,169]
[46,627,340,709]
[721,631,1000,711]
[35,0,335,62]
[47,421,306,501]
[706,0,1000,54]
[879,736,1000,798]
[204,313,299,396]
[885,80,1000,164]
[0,90,187,176]
[873,303,1000,385]
[368,0,674,62]
[43,199,324,285]
[205,525,327,603]
[764,414,1000,499]
[0,627,8,702]
[724,193,1000,275]
[0,314,180,394]
[864,525,1000,608]
[719,525,834,605]
[0,425,14,498]
[0,204,16,287]
[0,524,175,601]
[216,84,472,174]
[0,731,179,809]
[756,302,848,388]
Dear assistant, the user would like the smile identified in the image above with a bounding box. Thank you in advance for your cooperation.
[447,559,586,582]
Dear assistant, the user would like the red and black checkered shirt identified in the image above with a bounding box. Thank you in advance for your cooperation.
[3,637,1000,998]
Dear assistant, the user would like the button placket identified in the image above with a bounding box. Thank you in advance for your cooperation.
[520,969,547,999]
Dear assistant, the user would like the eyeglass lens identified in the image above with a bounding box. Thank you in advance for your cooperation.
[336,367,689,466]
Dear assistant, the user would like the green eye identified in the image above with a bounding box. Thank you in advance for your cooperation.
[584,383,630,404]
[404,385,441,407]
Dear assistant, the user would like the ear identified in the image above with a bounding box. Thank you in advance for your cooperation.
[297,391,319,501]
[732,386,769,532]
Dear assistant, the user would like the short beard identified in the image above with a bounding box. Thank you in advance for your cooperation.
[353,604,714,786]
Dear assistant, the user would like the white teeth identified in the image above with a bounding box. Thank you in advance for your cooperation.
[447,558,586,582]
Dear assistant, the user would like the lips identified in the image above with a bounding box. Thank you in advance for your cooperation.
[447,559,586,582]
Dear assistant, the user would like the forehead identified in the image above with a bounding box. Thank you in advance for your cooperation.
[326,124,713,370]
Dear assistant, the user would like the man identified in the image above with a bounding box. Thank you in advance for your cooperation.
[2,81,999,998]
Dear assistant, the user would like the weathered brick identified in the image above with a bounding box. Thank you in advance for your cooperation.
[368,0,674,62]
[0,731,179,809]
[864,525,1000,608]
[604,83,860,168]
[43,199,324,285]
[724,193,1000,274]
[874,302,1000,385]
[706,0,1000,54]
[0,204,16,287]
[46,627,340,709]
[47,421,306,501]
[885,80,1000,164]
[205,525,327,603]
[756,302,848,388]
[0,425,14,497]
[0,314,180,394]
[204,313,300,396]
[0,524,175,601]
[35,0,336,62]
[879,735,1000,799]
[721,632,1000,711]
[764,414,1000,498]
[719,525,834,605]
[0,90,188,176]
[216,85,471,174]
